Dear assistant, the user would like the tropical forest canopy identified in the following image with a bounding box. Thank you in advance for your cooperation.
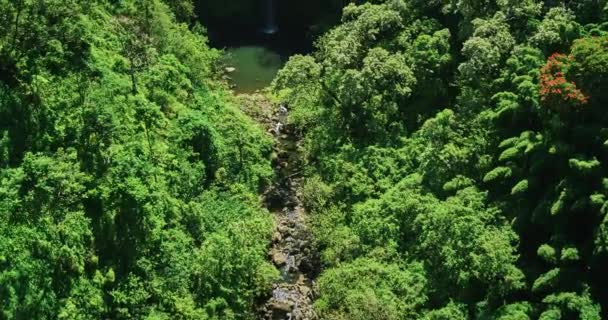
[0,0,607,319]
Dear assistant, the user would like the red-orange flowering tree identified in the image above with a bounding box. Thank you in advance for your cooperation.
[539,53,588,112]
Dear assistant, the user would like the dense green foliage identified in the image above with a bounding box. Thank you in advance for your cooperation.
[2,0,608,319]
[0,1,277,318]
[274,0,608,319]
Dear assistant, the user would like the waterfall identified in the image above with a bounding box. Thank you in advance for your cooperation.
[262,0,278,34]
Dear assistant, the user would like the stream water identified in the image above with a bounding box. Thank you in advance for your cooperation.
[203,3,320,316]
[259,104,318,320]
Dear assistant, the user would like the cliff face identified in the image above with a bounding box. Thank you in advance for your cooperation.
[196,0,347,39]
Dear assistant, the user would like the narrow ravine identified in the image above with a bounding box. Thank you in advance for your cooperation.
[243,95,319,320]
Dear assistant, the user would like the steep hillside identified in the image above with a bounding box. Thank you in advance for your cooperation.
[273,1,608,319]
[0,1,276,319]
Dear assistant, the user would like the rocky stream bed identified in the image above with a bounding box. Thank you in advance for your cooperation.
[240,94,319,320]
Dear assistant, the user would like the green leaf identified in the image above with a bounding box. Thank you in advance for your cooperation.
[537,244,557,264]
[561,246,580,262]
[484,166,513,183]
[551,190,568,216]
[532,268,560,293]
[499,137,520,149]
[589,194,605,209]
[568,157,601,175]
[499,147,521,161]
[511,179,529,195]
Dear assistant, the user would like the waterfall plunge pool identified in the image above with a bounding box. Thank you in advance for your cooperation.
[217,0,284,94]
[224,45,283,93]
[216,28,309,93]
[204,0,316,93]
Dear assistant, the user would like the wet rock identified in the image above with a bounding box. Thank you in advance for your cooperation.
[259,100,318,320]
[271,301,292,312]
[272,250,287,266]
[278,223,289,233]
[285,236,296,245]
[299,286,311,298]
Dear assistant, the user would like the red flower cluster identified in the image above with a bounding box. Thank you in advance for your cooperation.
[540,53,588,111]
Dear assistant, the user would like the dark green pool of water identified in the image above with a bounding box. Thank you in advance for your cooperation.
[224,46,283,93]
[206,18,314,94]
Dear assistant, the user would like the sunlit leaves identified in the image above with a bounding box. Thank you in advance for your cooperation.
[194,216,277,317]
[314,258,427,320]
[421,302,468,320]
[510,179,529,195]
[568,157,600,175]
[568,36,608,104]
[483,167,512,182]
[415,187,522,298]
[530,7,582,53]
[459,13,516,85]
[532,268,560,293]
[541,291,601,320]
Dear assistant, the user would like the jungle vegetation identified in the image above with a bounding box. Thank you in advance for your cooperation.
[0,0,607,319]
[0,1,275,319]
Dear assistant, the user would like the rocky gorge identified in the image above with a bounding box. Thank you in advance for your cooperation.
[238,94,319,320]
